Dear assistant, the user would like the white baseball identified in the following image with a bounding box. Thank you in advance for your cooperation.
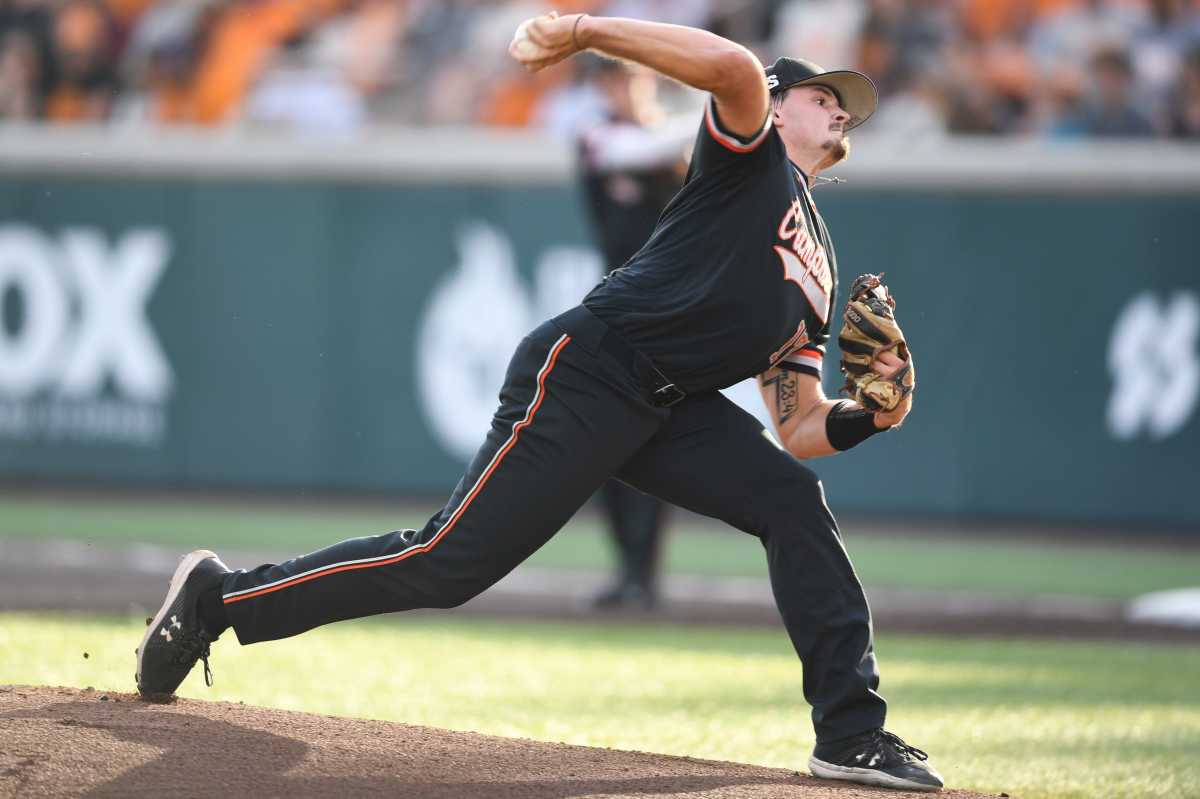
[510,19,547,62]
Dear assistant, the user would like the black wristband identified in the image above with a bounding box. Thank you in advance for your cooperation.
[825,400,883,451]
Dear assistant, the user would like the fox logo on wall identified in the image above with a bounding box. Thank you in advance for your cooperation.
[0,224,173,445]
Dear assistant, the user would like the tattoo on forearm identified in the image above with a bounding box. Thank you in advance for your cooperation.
[761,369,800,424]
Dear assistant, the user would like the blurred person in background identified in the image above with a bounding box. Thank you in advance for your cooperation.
[0,0,56,119]
[424,1,569,126]
[1029,0,1149,75]
[112,0,212,124]
[1054,44,1157,136]
[336,0,407,116]
[852,0,912,99]
[869,59,950,137]
[480,50,578,127]
[112,0,317,126]
[1166,43,1200,136]
[706,0,780,47]
[954,0,1038,133]
[772,0,866,76]
[242,22,366,133]
[849,0,960,128]
[602,0,712,28]
[888,0,956,69]
[575,58,690,610]
[241,0,406,134]
[0,28,40,117]
[42,0,118,121]
[1131,0,1200,127]
[403,0,481,123]
[185,0,324,126]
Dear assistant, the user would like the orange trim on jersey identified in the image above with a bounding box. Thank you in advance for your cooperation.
[222,335,572,605]
[704,98,771,154]
[784,353,822,370]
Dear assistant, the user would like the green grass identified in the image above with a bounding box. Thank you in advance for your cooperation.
[2,494,1199,599]
[2,612,1199,799]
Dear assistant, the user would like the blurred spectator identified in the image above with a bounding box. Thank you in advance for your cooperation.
[105,0,156,49]
[956,0,1038,133]
[186,0,312,125]
[242,0,405,134]
[603,0,711,28]
[243,26,366,133]
[338,0,405,100]
[1167,43,1200,136]
[421,1,545,125]
[112,0,209,124]
[0,0,57,117]
[855,2,900,98]
[0,28,40,118]
[870,60,950,138]
[536,60,608,139]
[1132,0,1200,122]
[773,0,866,79]
[1029,0,1149,79]
[1053,45,1157,136]
[479,57,576,128]
[43,0,119,121]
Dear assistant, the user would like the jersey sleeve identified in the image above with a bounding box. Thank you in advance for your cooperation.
[689,95,773,172]
[778,343,825,378]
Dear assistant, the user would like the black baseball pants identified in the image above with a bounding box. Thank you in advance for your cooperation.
[219,305,887,743]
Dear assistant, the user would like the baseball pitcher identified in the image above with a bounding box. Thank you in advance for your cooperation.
[136,11,938,792]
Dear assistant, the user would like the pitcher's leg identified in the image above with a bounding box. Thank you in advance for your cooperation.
[617,391,886,743]
[221,326,662,644]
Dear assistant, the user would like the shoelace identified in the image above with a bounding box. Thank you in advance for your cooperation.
[174,632,215,687]
[874,729,929,762]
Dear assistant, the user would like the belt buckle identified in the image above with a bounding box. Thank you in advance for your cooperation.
[651,383,686,408]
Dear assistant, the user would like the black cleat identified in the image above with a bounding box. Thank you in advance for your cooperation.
[809,728,944,792]
[136,549,230,700]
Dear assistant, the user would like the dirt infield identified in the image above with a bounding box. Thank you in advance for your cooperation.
[0,686,1000,799]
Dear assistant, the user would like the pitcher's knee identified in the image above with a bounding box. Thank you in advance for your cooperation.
[427,580,487,609]
[770,463,825,508]
[754,464,835,530]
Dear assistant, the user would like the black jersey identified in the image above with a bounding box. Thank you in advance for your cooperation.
[583,96,838,394]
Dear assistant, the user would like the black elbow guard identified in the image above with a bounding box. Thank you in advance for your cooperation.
[826,400,884,451]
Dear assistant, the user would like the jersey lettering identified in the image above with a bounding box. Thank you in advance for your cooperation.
[774,199,833,322]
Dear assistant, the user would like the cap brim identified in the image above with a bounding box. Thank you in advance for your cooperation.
[783,70,878,131]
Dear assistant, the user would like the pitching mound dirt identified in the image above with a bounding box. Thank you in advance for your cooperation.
[1,685,1001,799]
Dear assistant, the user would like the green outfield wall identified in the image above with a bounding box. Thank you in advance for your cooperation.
[0,134,1197,526]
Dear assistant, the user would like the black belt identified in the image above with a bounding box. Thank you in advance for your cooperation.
[553,305,687,408]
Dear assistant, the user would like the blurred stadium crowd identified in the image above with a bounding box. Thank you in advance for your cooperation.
[0,0,1197,138]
